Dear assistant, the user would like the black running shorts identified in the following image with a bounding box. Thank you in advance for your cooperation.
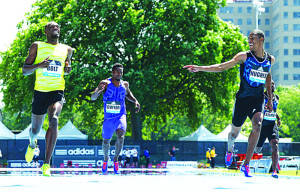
[32,90,65,115]
[232,96,264,127]
[257,122,279,148]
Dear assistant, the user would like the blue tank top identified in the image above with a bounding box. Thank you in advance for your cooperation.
[103,78,126,119]
[262,93,279,125]
[236,51,272,98]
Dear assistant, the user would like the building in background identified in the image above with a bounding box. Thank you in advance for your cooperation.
[217,0,300,86]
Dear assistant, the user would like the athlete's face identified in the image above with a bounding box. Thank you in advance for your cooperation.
[45,22,60,39]
[248,33,263,51]
[112,67,123,81]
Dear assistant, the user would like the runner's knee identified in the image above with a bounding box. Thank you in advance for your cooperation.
[49,116,58,128]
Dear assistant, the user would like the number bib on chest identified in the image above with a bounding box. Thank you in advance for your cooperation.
[249,67,268,84]
[106,101,121,114]
[264,110,277,121]
[43,60,63,77]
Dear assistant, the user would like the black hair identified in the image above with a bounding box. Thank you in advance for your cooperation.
[112,63,123,71]
[251,29,265,42]
[45,21,59,31]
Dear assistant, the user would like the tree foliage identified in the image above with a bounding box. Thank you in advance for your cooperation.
[0,0,247,140]
[276,85,300,141]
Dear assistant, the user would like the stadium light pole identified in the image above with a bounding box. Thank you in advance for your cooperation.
[253,0,265,29]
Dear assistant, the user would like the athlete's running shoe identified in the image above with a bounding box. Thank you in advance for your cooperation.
[114,161,120,174]
[25,145,35,163]
[271,171,278,178]
[102,161,108,174]
[41,163,51,177]
[225,150,233,167]
[25,140,37,163]
[241,164,252,177]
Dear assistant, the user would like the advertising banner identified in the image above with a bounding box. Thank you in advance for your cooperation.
[52,145,140,168]
[8,160,44,168]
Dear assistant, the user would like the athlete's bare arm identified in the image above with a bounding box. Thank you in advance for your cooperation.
[22,42,50,76]
[91,80,109,100]
[265,55,275,111]
[64,47,74,75]
[183,52,247,73]
[124,81,140,113]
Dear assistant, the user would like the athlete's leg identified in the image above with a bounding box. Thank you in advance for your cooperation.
[228,124,242,152]
[102,138,111,162]
[270,138,279,172]
[114,129,125,162]
[29,114,46,148]
[44,102,62,164]
[244,112,263,165]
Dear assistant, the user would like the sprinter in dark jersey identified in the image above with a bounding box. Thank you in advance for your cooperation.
[91,63,140,174]
[183,29,274,177]
[255,81,280,178]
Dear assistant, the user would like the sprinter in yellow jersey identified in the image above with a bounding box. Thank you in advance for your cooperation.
[22,21,73,177]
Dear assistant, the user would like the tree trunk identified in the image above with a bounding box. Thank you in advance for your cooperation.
[130,107,142,140]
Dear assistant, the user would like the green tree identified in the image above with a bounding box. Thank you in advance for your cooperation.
[276,85,300,141]
[0,0,247,140]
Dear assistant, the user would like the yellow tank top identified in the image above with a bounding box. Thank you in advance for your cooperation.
[210,149,215,158]
[34,41,69,92]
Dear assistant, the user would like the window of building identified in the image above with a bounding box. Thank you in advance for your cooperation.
[274,38,279,46]
[273,75,279,84]
[284,61,289,68]
[284,12,288,19]
[273,62,279,71]
[294,61,300,68]
[238,19,243,25]
[284,74,289,80]
[274,25,279,35]
[284,24,289,31]
[294,37,300,43]
[258,19,261,25]
[265,19,270,25]
[220,7,233,14]
[293,74,300,80]
[265,30,270,37]
[294,49,300,55]
[284,0,288,6]
[274,50,279,57]
[284,49,289,55]
[294,24,300,31]
[238,7,242,13]
[273,1,279,10]
[273,13,279,22]
[247,30,251,36]
[247,18,252,25]
[265,42,270,49]
[293,12,300,18]
[294,0,300,6]
[224,19,233,23]
[265,7,270,13]
[247,7,252,13]
[284,36,288,43]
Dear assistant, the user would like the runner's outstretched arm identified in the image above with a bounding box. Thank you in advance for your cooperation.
[183,52,246,73]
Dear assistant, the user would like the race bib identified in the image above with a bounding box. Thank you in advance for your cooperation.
[106,101,121,114]
[249,68,268,84]
[264,110,277,121]
[43,60,63,77]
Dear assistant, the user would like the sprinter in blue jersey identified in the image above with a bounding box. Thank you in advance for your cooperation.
[255,80,280,178]
[91,63,140,174]
[183,29,274,177]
